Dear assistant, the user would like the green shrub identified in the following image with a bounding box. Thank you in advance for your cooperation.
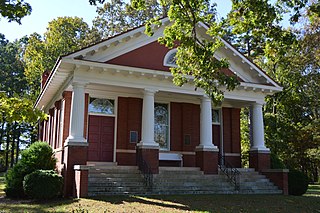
[270,153,286,169]
[288,169,309,196]
[5,142,56,198]
[23,170,63,199]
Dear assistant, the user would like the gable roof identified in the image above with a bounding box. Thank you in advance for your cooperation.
[35,18,282,109]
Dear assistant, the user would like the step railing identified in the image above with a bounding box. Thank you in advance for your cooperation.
[218,155,240,191]
[137,155,153,191]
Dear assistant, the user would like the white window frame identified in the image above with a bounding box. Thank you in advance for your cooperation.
[212,108,221,125]
[163,49,178,67]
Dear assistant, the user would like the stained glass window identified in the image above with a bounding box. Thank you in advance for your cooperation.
[154,103,169,149]
[89,98,114,115]
[212,109,220,124]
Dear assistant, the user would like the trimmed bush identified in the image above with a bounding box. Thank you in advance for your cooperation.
[270,153,285,169]
[288,169,309,196]
[23,170,63,199]
[5,142,56,198]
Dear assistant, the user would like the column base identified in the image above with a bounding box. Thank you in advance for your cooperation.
[74,165,89,198]
[136,146,159,174]
[249,150,271,172]
[63,143,88,197]
[196,149,219,174]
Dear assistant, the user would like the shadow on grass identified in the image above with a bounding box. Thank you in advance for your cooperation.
[87,193,320,212]
[0,197,77,212]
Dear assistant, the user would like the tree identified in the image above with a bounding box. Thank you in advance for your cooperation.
[131,0,319,104]
[24,17,101,100]
[93,0,164,39]
[0,34,33,171]
[0,0,32,24]
[263,15,320,181]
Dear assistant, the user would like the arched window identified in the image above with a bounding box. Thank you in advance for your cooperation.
[163,49,177,67]
[89,98,114,115]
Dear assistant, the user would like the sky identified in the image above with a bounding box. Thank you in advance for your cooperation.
[0,0,232,42]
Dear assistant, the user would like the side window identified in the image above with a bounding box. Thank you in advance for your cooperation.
[89,98,114,115]
[212,109,220,125]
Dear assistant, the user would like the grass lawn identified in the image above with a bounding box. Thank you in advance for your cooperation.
[0,174,319,212]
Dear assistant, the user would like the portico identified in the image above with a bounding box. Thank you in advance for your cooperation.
[34,18,284,197]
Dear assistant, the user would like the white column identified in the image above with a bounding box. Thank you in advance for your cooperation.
[65,82,87,145]
[250,102,269,151]
[137,88,159,148]
[196,96,218,151]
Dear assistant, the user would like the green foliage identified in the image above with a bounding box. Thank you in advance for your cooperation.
[4,163,25,197]
[240,108,250,168]
[288,170,309,196]
[4,142,56,198]
[24,17,101,100]
[93,0,164,39]
[0,93,46,124]
[0,0,32,24]
[270,153,286,169]
[23,170,63,199]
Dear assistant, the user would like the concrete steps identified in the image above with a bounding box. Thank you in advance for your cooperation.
[87,165,283,196]
[87,165,147,196]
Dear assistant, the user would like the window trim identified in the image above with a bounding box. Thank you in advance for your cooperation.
[163,49,177,67]
[212,108,221,125]
[88,97,115,116]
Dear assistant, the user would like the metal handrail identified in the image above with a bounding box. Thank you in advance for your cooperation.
[218,155,240,191]
[137,154,153,191]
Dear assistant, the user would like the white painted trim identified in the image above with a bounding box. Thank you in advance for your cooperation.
[116,149,136,153]
[220,108,224,158]
[163,48,177,67]
[113,96,118,163]
[224,153,241,157]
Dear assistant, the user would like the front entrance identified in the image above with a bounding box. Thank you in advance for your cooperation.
[88,115,115,162]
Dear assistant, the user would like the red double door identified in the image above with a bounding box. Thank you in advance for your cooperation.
[87,115,115,162]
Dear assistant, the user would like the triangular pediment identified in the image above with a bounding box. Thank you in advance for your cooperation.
[63,18,281,89]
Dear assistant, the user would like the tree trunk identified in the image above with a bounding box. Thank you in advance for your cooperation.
[15,126,20,163]
[10,123,17,168]
[5,123,11,170]
[0,118,5,150]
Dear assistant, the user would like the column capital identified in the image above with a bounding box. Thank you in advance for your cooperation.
[143,88,158,95]
[72,81,88,88]
[252,101,265,107]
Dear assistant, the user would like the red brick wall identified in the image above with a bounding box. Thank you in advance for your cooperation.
[222,107,241,154]
[170,102,200,167]
[170,102,200,153]
[62,91,72,142]
[212,125,220,148]
[117,97,142,151]
[116,152,136,166]
[106,41,171,72]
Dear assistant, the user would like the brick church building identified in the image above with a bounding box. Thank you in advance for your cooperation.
[35,18,288,197]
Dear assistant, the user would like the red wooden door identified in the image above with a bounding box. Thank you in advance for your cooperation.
[88,115,115,162]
